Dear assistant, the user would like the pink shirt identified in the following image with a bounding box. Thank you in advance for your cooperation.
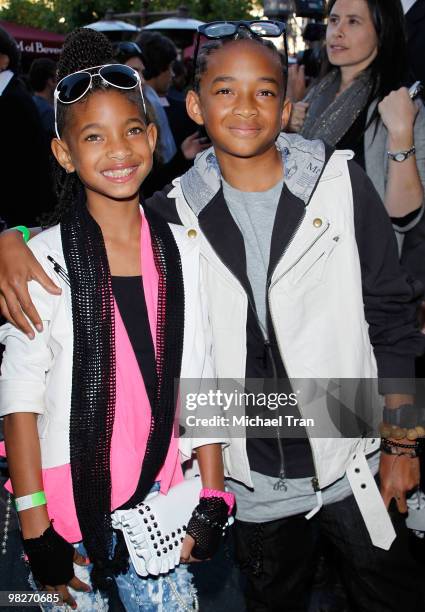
[1,214,183,542]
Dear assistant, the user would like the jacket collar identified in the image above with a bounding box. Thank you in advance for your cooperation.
[180,132,328,214]
[180,133,334,288]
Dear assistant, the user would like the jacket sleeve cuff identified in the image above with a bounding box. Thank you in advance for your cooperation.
[178,437,229,461]
[376,351,416,395]
[0,381,45,416]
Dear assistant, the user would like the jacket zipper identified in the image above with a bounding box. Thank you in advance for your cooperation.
[200,211,329,491]
[266,211,330,492]
[47,255,70,286]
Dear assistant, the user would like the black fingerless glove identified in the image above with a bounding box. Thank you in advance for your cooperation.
[22,524,75,586]
[186,497,229,560]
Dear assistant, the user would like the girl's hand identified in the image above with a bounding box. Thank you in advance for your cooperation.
[0,230,61,337]
[378,88,419,142]
[287,101,310,133]
[180,534,205,564]
[44,550,91,610]
[23,525,91,609]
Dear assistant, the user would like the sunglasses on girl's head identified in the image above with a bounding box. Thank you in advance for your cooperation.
[193,20,287,81]
[54,63,146,139]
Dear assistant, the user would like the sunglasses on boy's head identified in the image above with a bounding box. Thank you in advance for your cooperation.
[53,63,146,139]
[193,20,287,75]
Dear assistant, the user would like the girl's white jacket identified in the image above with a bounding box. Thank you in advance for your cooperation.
[0,219,226,473]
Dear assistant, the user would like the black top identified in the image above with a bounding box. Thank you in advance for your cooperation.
[336,107,368,170]
[111,276,157,406]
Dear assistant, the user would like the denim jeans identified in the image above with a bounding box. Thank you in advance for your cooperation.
[57,545,197,612]
[34,483,198,611]
[234,491,424,612]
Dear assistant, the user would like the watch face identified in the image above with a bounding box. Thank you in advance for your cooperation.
[394,152,406,162]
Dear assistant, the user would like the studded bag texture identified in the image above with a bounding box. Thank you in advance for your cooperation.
[112,477,202,576]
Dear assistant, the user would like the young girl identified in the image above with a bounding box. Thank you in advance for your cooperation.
[0,28,232,611]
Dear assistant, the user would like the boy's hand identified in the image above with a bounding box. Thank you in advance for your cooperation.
[0,230,61,337]
[379,450,420,513]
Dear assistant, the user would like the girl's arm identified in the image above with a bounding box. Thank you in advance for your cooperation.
[195,443,225,491]
[0,228,61,337]
[3,412,50,539]
[378,88,424,218]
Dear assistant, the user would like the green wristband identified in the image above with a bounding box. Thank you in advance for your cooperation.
[11,225,30,243]
[14,491,47,512]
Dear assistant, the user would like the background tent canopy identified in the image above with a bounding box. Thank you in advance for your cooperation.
[0,20,64,71]
[0,20,64,56]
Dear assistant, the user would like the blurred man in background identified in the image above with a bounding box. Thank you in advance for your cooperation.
[28,58,56,142]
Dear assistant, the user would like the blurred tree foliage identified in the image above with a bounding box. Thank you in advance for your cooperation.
[149,0,256,21]
[0,0,257,32]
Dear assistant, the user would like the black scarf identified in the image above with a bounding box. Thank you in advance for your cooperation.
[61,200,184,584]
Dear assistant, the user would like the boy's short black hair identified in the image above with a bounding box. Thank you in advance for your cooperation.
[0,26,20,74]
[28,58,57,92]
[193,33,287,95]
[136,31,177,80]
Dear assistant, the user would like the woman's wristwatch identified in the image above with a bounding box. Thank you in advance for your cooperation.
[387,145,416,162]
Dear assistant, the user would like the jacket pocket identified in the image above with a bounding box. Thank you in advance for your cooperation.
[287,233,342,289]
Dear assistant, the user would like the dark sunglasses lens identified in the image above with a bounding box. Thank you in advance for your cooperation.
[250,22,283,36]
[99,64,139,88]
[57,72,91,103]
[204,23,236,38]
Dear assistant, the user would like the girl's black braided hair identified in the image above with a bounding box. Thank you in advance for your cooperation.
[45,28,146,227]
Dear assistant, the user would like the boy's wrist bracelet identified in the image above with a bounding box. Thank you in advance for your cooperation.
[14,491,47,512]
[10,225,30,243]
[380,423,425,441]
[380,438,422,458]
[380,405,425,440]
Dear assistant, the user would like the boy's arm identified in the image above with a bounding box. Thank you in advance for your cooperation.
[0,228,61,336]
[350,160,425,512]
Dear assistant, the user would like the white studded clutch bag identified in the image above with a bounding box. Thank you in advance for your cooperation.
[111,477,202,577]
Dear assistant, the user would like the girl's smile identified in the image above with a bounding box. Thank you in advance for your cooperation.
[101,164,139,183]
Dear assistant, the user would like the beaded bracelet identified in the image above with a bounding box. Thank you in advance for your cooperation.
[380,437,422,458]
[379,423,425,441]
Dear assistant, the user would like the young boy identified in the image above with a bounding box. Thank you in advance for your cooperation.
[1,24,424,611]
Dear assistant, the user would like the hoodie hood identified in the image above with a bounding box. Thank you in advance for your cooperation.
[180,132,330,217]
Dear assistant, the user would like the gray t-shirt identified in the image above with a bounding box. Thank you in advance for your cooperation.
[221,177,380,521]
[222,177,283,337]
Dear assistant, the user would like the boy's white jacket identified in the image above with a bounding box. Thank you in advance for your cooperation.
[166,134,398,550]
[0,213,226,472]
